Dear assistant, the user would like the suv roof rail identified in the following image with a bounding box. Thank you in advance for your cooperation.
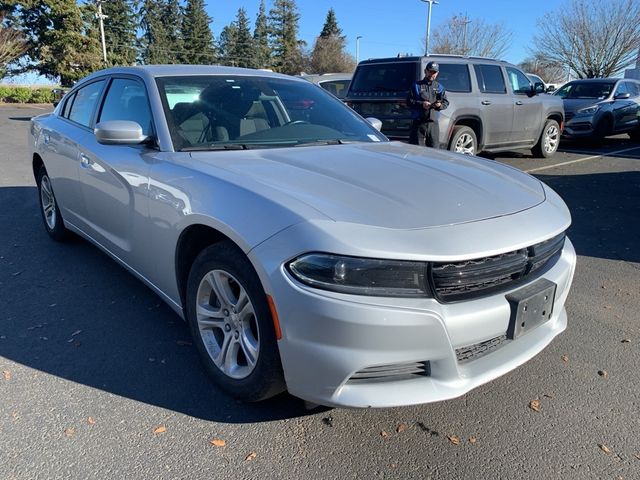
[427,53,507,63]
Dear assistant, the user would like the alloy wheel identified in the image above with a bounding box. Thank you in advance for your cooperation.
[40,174,57,230]
[454,133,476,155]
[544,124,559,154]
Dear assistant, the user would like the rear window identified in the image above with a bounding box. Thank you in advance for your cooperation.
[437,63,471,92]
[474,64,506,94]
[349,62,418,93]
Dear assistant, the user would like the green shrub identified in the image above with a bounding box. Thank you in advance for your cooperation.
[0,85,12,102]
[8,87,32,103]
[30,88,54,104]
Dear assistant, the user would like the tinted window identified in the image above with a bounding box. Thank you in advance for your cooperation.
[319,80,351,99]
[474,64,506,94]
[614,82,628,96]
[628,82,640,96]
[506,67,532,94]
[349,62,418,93]
[437,63,471,92]
[61,92,76,118]
[99,78,153,136]
[68,81,105,127]
[555,81,615,99]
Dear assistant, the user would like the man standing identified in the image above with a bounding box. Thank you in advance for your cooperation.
[408,61,449,148]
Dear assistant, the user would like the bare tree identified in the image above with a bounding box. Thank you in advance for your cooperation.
[519,55,566,83]
[0,14,27,77]
[430,15,512,59]
[533,0,640,78]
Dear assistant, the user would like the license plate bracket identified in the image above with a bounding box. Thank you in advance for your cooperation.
[506,279,557,340]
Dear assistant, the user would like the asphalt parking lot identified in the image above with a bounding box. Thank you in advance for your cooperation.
[1,106,639,480]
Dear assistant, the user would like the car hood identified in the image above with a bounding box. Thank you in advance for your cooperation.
[189,142,545,229]
[563,98,609,114]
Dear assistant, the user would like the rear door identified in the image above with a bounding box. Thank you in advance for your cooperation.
[505,66,543,144]
[472,64,513,146]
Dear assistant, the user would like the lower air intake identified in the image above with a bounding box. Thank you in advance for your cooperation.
[348,361,431,383]
[456,335,508,363]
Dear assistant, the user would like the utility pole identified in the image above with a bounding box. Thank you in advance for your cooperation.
[356,36,363,63]
[460,15,471,56]
[96,0,108,65]
[420,0,438,56]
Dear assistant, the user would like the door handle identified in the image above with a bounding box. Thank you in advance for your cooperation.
[79,152,90,167]
[515,101,523,105]
[481,100,491,105]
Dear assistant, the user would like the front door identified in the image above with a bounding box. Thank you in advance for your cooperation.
[506,67,543,144]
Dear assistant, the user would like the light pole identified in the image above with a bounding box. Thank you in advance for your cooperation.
[96,0,108,65]
[420,0,438,56]
[356,36,363,63]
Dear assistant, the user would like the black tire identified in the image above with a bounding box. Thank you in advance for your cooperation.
[593,116,613,142]
[532,119,561,158]
[629,128,640,142]
[185,241,285,402]
[448,126,478,155]
[36,166,70,242]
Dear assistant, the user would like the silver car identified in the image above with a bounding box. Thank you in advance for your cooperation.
[29,66,576,408]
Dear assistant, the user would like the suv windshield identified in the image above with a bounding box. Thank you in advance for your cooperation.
[157,76,387,151]
[554,82,615,99]
[349,62,417,93]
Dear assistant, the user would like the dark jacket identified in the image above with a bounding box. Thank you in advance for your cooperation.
[408,79,449,121]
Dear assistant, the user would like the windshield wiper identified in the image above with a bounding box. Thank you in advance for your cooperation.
[181,143,249,152]
[294,139,353,147]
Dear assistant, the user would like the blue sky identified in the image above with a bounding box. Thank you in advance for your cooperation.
[210,0,564,65]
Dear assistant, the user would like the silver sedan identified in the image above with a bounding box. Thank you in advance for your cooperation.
[29,65,576,408]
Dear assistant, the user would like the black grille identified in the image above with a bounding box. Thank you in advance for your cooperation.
[348,361,431,383]
[456,335,508,363]
[431,233,565,302]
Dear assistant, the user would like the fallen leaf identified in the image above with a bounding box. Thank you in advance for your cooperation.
[87,417,96,425]
[153,425,167,434]
[396,423,408,433]
[244,452,256,461]
[389,463,397,468]
[2,370,11,380]
[598,370,608,378]
[447,435,460,445]
[177,340,192,346]
[621,339,631,344]
[380,430,389,439]
[210,438,226,447]
[604,305,612,309]
[468,437,477,444]
[11,411,18,419]
[598,444,611,454]
[64,428,75,437]
[322,416,333,427]
[634,453,640,460]
[561,355,569,362]
[529,399,541,412]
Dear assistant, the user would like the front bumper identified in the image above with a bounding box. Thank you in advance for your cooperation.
[251,236,576,408]
[562,113,597,137]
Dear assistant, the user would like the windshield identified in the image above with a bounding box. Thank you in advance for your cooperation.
[156,75,387,151]
[554,82,615,99]
[349,62,418,93]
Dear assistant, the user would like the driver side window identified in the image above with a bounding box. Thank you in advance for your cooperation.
[506,67,533,95]
[98,78,153,136]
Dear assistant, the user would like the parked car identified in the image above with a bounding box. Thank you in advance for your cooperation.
[526,73,556,93]
[29,65,575,408]
[554,78,640,141]
[300,73,352,100]
[345,55,565,157]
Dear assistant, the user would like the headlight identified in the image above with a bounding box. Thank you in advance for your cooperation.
[577,105,600,115]
[286,253,431,297]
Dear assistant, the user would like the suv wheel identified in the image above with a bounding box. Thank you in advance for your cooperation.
[532,119,560,158]
[449,126,477,155]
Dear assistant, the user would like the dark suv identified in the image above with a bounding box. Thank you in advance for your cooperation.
[345,55,565,157]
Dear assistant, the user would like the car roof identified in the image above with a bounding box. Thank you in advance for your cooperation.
[566,78,621,83]
[357,54,516,68]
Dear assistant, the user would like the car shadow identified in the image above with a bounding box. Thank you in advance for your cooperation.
[8,116,33,122]
[0,186,325,424]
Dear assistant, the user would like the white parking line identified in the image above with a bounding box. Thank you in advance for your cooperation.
[525,146,640,173]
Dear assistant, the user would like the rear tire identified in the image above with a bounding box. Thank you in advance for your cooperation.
[532,119,560,158]
[185,241,285,402]
[449,126,477,155]
[36,166,70,242]
[593,116,613,142]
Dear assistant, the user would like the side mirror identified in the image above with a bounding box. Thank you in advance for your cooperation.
[365,117,382,131]
[614,92,631,100]
[533,82,545,95]
[95,120,149,145]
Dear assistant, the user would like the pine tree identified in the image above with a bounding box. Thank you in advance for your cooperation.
[253,0,271,69]
[139,0,171,64]
[163,0,184,63]
[102,0,137,66]
[218,23,238,66]
[182,0,215,64]
[319,8,341,38]
[234,8,255,68]
[268,0,305,74]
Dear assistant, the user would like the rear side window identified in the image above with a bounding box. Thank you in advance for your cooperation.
[98,78,153,136]
[67,80,106,127]
[349,62,418,93]
[437,63,471,92]
[474,64,506,94]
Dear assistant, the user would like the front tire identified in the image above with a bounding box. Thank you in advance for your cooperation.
[449,126,477,155]
[532,119,560,158]
[185,242,285,402]
[36,166,70,241]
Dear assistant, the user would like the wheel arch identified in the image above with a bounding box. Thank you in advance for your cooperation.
[448,116,483,150]
[32,153,45,181]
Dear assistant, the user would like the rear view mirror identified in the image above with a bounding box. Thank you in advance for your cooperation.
[95,120,149,145]
[366,117,383,131]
